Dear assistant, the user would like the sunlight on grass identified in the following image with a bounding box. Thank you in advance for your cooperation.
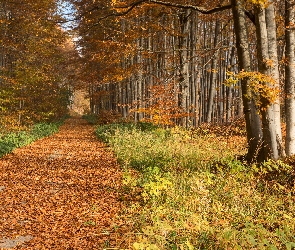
[96,122,295,249]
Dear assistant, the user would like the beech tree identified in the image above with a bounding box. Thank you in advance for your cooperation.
[0,0,73,128]
[285,0,295,156]
[71,0,295,161]
[230,0,264,161]
[72,0,239,123]
[253,0,284,160]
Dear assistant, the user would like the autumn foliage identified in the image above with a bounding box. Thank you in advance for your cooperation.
[134,83,190,126]
[0,0,73,130]
[0,118,126,249]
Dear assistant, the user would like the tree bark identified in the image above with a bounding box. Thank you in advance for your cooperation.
[226,46,235,123]
[285,0,295,156]
[254,2,284,160]
[231,0,263,161]
[206,21,220,123]
[265,1,284,158]
[178,10,190,126]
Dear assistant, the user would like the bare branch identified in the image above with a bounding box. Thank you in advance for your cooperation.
[149,0,232,14]
[103,0,147,18]
[244,10,255,25]
[81,0,232,33]
[80,1,145,32]
[116,0,232,15]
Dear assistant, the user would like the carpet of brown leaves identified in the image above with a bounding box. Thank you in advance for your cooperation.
[0,118,127,249]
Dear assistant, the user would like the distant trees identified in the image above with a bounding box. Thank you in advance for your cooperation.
[0,0,73,129]
[4,0,295,162]
[72,0,242,126]
[71,0,295,161]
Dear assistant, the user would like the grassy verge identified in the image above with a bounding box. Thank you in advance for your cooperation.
[0,121,63,158]
[82,113,98,125]
[82,110,124,125]
[96,123,295,249]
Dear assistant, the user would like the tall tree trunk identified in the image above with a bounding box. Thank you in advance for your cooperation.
[265,1,285,158]
[206,21,220,123]
[255,2,284,160]
[285,0,295,156]
[231,0,263,161]
[226,46,235,123]
[178,10,190,127]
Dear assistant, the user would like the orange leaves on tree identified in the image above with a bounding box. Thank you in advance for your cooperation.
[133,82,190,126]
[224,70,280,112]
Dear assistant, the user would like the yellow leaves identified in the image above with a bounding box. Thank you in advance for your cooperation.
[142,226,155,236]
[111,0,119,6]
[123,169,138,187]
[133,236,160,250]
[248,0,269,7]
[139,109,175,126]
[208,68,218,73]
[224,71,239,86]
[283,213,293,220]
[0,0,71,127]
[224,70,279,112]
[143,176,173,198]
[185,240,194,250]
[264,58,274,68]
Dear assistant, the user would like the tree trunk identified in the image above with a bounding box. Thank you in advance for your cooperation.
[206,21,220,123]
[255,2,284,160]
[285,0,295,156]
[231,0,263,162]
[178,10,190,127]
[226,46,235,123]
[265,1,283,154]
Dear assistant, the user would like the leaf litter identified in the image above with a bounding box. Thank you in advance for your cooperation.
[0,117,128,249]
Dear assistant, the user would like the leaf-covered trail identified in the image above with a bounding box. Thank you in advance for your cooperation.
[0,118,126,249]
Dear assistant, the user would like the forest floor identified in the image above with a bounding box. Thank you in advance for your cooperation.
[0,117,127,249]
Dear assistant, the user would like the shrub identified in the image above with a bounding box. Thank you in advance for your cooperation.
[0,122,61,158]
[93,123,295,249]
[82,113,98,125]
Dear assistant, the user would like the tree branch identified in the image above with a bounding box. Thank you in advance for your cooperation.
[244,10,255,25]
[81,0,232,33]
[149,0,232,14]
[116,0,232,15]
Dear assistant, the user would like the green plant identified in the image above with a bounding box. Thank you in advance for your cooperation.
[0,122,62,158]
[95,122,295,249]
[82,113,98,125]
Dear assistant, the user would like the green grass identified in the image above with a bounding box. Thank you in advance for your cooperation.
[96,122,295,249]
[0,121,63,158]
[82,113,98,125]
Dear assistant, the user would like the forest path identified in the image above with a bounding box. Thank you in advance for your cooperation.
[0,117,126,249]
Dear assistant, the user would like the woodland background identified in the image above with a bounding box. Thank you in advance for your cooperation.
[2,0,295,161]
[70,0,295,162]
[1,0,295,249]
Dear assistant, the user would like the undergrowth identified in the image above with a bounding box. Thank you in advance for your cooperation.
[82,113,98,125]
[83,110,123,125]
[96,122,295,249]
[0,121,63,158]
